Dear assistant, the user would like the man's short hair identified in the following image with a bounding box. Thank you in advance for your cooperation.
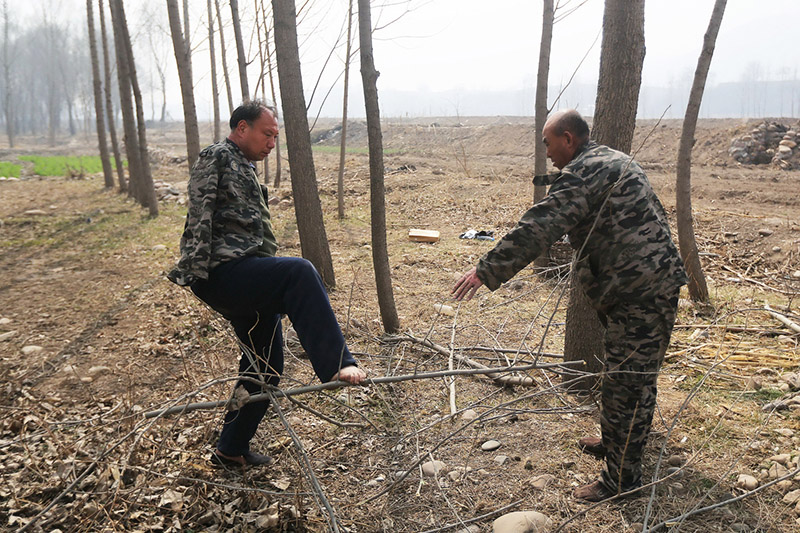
[229,99,276,129]
[551,110,590,141]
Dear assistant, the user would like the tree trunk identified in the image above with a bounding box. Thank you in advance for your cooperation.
[98,0,125,192]
[86,0,114,189]
[214,0,235,115]
[272,0,336,288]
[116,0,157,216]
[563,0,645,391]
[231,0,250,101]
[108,0,142,202]
[677,0,725,303]
[337,0,353,220]
[166,0,200,169]
[2,1,13,148]
[207,0,221,142]
[358,0,400,333]
[263,11,281,188]
[533,0,553,270]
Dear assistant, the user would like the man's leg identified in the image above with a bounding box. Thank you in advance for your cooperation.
[598,291,678,494]
[216,312,283,457]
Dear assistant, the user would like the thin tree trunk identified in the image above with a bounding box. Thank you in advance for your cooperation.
[358,0,400,333]
[254,0,268,181]
[86,0,114,188]
[207,0,220,142]
[337,0,353,220]
[214,0,235,115]
[677,0,725,304]
[231,0,250,101]
[98,0,125,192]
[166,0,201,168]
[563,0,645,391]
[263,9,281,188]
[2,1,13,148]
[108,0,142,202]
[116,0,157,216]
[272,0,336,288]
[533,0,553,270]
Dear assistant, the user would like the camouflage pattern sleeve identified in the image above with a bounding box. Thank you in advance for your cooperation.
[476,172,593,290]
[167,148,224,286]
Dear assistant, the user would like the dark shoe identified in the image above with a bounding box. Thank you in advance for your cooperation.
[573,480,616,502]
[211,449,273,468]
[578,436,605,458]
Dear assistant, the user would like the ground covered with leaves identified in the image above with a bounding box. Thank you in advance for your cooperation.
[1,118,800,532]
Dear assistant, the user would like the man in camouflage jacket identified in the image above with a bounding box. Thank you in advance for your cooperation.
[453,109,687,501]
[168,100,365,468]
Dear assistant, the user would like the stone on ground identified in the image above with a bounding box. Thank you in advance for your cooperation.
[493,511,552,533]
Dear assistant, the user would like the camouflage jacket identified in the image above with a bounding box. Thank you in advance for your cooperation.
[476,140,688,310]
[167,139,278,286]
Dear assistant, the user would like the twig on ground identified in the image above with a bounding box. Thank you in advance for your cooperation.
[764,303,800,334]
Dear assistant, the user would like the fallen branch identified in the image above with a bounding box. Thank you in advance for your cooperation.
[143,362,579,419]
[719,264,799,295]
[387,334,554,387]
[764,303,800,334]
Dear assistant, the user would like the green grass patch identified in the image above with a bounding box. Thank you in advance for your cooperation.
[0,161,21,177]
[18,155,126,176]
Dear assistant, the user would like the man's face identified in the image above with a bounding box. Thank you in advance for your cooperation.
[236,110,279,161]
[542,124,574,170]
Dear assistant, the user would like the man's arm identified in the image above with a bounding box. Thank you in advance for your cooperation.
[168,151,223,286]
[475,172,594,291]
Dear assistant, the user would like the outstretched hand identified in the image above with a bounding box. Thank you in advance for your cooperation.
[331,365,367,385]
[452,266,484,302]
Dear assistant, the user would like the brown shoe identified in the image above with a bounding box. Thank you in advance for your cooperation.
[578,436,605,458]
[573,480,615,502]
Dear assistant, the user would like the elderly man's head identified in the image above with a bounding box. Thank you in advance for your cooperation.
[227,100,279,162]
[542,109,590,169]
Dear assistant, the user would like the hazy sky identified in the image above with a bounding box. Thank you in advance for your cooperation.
[12,0,800,119]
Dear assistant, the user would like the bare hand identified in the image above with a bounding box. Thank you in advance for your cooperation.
[452,266,484,301]
[331,365,367,385]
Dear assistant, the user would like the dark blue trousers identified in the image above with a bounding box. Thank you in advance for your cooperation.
[192,256,356,456]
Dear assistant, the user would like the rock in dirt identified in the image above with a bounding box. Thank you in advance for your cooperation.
[667,455,684,467]
[783,489,800,504]
[770,463,790,479]
[88,366,112,377]
[151,244,167,252]
[461,409,478,421]
[775,428,795,438]
[770,454,792,465]
[493,511,552,533]
[21,345,43,355]
[0,317,11,325]
[482,440,502,451]
[737,474,758,490]
[494,455,509,466]
[530,474,555,490]
[0,330,17,342]
[758,228,774,237]
[421,460,447,477]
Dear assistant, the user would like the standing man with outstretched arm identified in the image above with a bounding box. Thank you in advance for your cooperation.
[453,109,687,502]
[168,100,365,468]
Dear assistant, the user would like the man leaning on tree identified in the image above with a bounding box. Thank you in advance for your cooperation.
[168,99,365,469]
[452,109,688,502]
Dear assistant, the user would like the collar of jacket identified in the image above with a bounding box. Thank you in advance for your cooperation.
[225,138,257,169]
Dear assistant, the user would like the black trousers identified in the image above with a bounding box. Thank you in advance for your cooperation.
[192,256,356,455]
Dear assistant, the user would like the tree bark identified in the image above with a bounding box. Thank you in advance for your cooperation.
[533,0,553,270]
[231,0,250,101]
[115,0,157,216]
[358,0,400,333]
[2,1,13,148]
[677,0,725,303]
[337,0,353,219]
[207,0,221,142]
[214,0,235,115]
[563,0,645,391]
[166,0,201,169]
[108,0,142,202]
[86,0,114,189]
[98,0,125,192]
[272,0,336,288]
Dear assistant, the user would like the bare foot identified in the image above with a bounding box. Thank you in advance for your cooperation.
[331,365,367,385]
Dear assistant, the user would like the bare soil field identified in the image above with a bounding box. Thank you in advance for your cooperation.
[1,117,799,532]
